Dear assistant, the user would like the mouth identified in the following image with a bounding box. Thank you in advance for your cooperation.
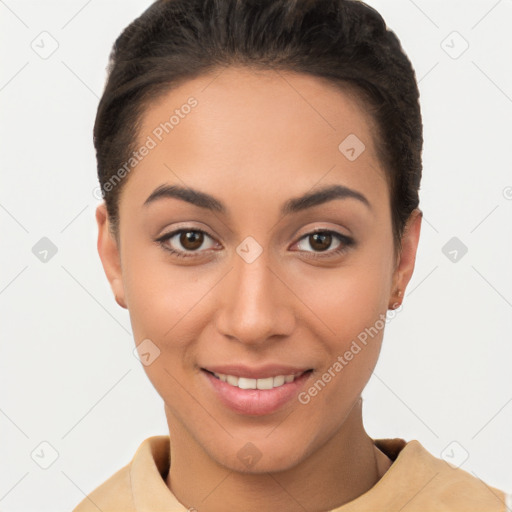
[200,367,314,416]
[202,368,312,390]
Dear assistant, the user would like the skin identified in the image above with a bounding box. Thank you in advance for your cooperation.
[96,66,422,512]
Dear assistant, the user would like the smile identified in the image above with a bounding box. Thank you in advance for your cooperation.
[201,365,314,415]
[209,371,306,390]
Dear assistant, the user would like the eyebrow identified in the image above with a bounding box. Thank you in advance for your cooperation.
[143,183,372,215]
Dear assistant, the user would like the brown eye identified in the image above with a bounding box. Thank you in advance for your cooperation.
[156,228,217,258]
[308,232,333,252]
[294,229,355,259]
[297,231,341,253]
[179,230,204,250]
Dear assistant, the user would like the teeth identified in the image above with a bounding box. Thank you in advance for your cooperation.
[212,372,301,389]
[256,377,273,390]
[226,375,238,386]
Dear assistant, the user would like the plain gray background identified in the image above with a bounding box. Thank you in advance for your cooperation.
[1,0,511,510]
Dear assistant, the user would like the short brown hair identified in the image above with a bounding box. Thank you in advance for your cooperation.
[94,0,423,254]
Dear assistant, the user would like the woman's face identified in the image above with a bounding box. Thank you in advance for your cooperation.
[97,67,421,472]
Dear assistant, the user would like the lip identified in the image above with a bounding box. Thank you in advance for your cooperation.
[201,364,310,379]
[201,367,313,416]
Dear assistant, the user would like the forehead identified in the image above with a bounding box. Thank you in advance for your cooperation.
[139,66,378,152]
[123,66,387,210]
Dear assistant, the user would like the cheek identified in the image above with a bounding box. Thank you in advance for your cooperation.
[296,282,386,422]
[121,248,221,401]
[289,250,391,400]
[121,253,204,406]
[121,237,201,340]
[291,257,391,342]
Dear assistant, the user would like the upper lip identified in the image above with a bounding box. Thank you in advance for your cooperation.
[202,364,312,379]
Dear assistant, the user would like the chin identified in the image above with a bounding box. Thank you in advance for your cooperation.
[199,429,314,475]
[218,444,306,475]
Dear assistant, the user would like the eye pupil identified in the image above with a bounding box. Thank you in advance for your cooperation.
[180,231,203,250]
[310,232,331,251]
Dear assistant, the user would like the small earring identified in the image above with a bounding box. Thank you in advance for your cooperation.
[389,289,402,310]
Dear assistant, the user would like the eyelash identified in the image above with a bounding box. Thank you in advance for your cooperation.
[155,227,355,260]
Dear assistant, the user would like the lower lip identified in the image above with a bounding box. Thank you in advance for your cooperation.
[202,370,312,416]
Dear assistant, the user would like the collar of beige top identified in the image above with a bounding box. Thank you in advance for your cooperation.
[126,435,507,512]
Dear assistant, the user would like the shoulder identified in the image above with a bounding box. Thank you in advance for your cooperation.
[72,435,171,512]
[72,462,135,512]
[373,438,510,511]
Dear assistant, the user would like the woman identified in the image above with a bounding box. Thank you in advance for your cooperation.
[74,0,511,510]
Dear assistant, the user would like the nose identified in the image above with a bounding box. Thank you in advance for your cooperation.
[214,248,296,347]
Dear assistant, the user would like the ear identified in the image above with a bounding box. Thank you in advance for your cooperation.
[96,203,127,309]
[389,208,422,309]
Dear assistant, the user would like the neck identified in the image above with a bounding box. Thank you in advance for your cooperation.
[165,399,391,512]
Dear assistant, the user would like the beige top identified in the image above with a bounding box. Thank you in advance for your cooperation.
[73,435,510,511]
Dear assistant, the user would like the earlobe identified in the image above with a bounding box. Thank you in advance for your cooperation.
[388,208,422,309]
[111,279,128,309]
[95,203,127,309]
